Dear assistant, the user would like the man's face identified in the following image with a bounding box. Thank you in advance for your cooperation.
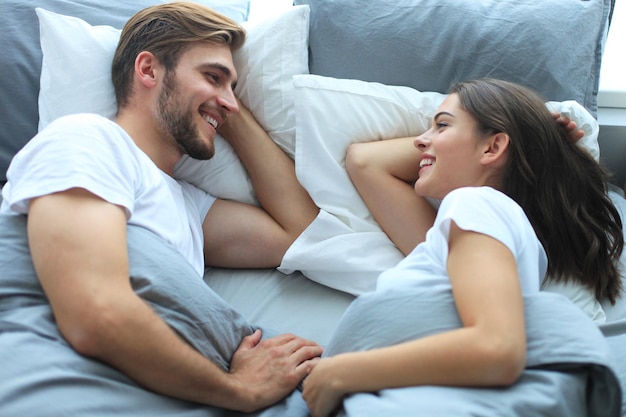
[156,43,239,160]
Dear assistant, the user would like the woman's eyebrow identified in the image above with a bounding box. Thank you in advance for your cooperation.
[433,111,454,120]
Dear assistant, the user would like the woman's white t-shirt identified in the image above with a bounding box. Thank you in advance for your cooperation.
[1,114,215,277]
[377,186,547,294]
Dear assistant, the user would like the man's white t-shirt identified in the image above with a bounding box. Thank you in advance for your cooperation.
[377,186,547,295]
[1,114,215,277]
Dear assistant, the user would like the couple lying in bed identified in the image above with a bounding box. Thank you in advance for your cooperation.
[0,2,622,416]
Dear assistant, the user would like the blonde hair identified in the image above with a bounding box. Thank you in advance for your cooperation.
[112,2,245,109]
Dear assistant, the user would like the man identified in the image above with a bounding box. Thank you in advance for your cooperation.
[0,2,321,413]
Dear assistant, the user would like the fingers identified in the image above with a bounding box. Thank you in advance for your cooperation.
[261,334,323,379]
[554,113,574,128]
[291,341,323,364]
[296,356,321,379]
[552,112,575,128]
[271,335,323,363]
[262,333,321,352]
[570,124,585,141]
[302,368,343,417]
[228,332,323,411]
[552,112,585,143]
[285,336,324,363]
[239,329,262,350]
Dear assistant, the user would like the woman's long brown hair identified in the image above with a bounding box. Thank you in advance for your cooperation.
[452,78,623,303]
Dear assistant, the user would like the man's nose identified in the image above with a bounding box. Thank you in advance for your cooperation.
[218,87,239,113]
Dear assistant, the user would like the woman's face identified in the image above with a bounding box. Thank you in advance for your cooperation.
[413,93,491,200]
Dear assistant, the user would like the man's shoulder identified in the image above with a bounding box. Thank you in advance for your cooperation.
[45,113,119,133]
[37,113,136,153]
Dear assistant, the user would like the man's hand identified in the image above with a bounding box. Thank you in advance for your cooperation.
[552,112,585,143]
[229,329,323,412]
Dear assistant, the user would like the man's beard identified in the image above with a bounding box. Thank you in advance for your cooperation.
[157,72,215,160]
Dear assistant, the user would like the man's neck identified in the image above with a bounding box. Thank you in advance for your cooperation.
[116,111,182,176]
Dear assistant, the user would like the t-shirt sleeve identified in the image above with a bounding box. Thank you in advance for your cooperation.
[434,187,530,257]
[4,115,141,217]
[181,181,217,223]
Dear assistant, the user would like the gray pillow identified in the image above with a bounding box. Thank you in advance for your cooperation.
[294,0,612,118]
[0,0,250,184]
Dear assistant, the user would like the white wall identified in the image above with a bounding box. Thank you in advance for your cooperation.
[248,0,292,21]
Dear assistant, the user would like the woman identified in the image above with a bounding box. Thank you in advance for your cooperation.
[301,79,623,416]
[345,80,623,307]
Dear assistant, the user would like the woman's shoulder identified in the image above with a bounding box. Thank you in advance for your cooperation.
[437,187,543,274]
[442,186,520,212]
[438,186,531,234]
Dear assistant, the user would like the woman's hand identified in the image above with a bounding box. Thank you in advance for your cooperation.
[552,112,584,143]
[302,357,346,417]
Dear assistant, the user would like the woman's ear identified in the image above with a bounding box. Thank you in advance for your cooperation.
[481,132,510,167]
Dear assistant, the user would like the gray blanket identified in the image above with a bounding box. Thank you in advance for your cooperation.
[248,286,623,417]
[0,213,255,416]
[0,213,623,416]
[323,287,622,417]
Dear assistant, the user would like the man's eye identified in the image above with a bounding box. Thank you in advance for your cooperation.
[206,73,219,83]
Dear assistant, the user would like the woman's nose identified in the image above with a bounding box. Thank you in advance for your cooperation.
[413,132,430,150]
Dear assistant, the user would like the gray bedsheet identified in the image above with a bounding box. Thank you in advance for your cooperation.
[0,213,255,415]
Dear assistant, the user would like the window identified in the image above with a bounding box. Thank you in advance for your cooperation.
[598,0,626,124]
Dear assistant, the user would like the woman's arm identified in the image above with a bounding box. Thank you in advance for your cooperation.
[345,138,435,255]
[345,113,582,256]
[302,222,526,417]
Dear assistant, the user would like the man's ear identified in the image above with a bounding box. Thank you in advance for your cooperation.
[480,132,510,167]
[135,51,160,88]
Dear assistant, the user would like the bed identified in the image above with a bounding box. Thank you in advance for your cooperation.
[1,0,625,415]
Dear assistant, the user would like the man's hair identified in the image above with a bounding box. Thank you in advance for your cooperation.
[112,1,246,110]
[451,78,623,303]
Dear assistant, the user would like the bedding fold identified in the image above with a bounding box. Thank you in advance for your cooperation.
[324,287,622,417]
[0,213,254,416]
[0,211,623,416]
[245,286,622,417]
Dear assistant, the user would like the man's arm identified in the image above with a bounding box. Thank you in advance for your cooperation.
[204,102,319,268]
[28,188,321,412]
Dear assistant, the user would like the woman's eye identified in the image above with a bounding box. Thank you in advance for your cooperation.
[436,122,448,129]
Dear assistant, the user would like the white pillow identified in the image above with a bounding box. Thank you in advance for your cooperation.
[176,5,309,204]
[280,74,446,295]
[37,9,120,128]
[36,5,310,205]
[281,74,602,301]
